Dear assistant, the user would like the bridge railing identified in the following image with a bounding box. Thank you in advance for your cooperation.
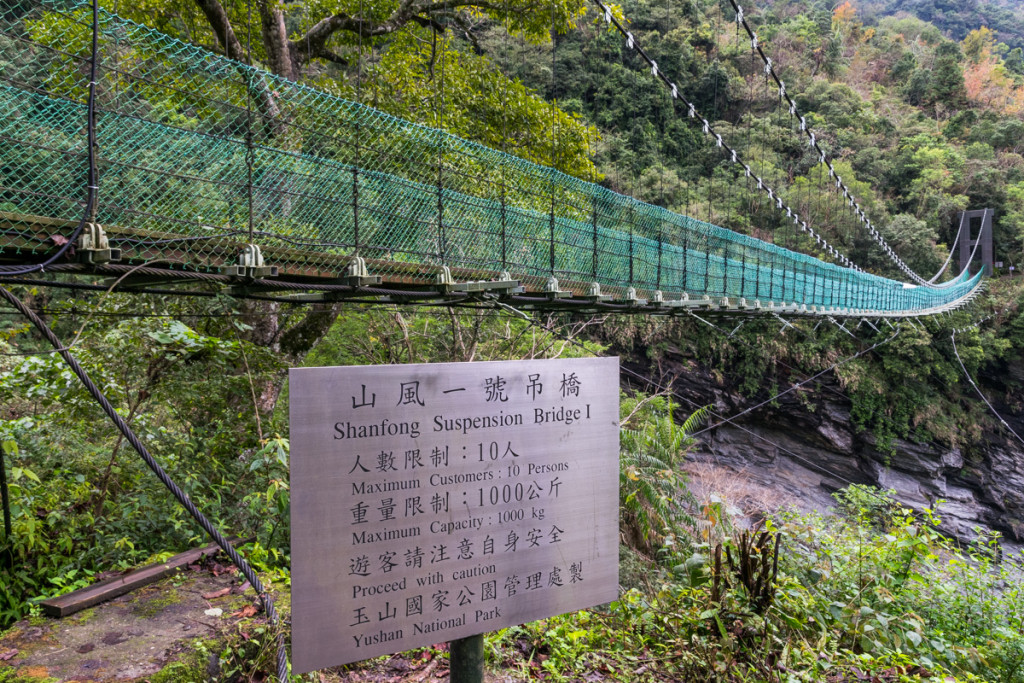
[0,0,981,313]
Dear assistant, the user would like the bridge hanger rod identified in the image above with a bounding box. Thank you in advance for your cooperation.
[727,0,972,285]
[592,0,862,275]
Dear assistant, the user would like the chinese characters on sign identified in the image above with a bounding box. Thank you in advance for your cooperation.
[289,358,620,674]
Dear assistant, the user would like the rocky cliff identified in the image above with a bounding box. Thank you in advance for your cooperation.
[626,345,1024,544]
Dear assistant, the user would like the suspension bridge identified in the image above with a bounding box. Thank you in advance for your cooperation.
[0,0,985,317]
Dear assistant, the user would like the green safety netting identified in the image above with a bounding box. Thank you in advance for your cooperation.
[0,0,982,313]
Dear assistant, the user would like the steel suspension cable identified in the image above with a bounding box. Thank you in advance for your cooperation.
[589,0,860,273]
[932,211,971,284]
[690,326,900,437]
[951,330,1024,448]
[494,301,905,509]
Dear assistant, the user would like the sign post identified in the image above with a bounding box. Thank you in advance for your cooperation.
[289,357,620,675]
[450,634,484,682]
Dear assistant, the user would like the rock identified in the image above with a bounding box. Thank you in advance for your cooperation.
[643,346,1024,545]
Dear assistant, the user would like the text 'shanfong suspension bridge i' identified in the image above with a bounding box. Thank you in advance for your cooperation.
[0,0,983,316]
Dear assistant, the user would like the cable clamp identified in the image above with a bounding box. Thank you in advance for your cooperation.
[604,6,612,22]
[222,243,277,278]
[496,300,531,320]
[626,32,634,49]
[736,5,743,23]
[339,256,381,286]
[585,282,612,302]
[620,287,644,306]
[542,276,570,299]
[671,83,678,99]
[651,61,658,77]
[77,223,121,265]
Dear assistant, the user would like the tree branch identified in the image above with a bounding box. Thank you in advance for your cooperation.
[193,0,249,63]
[411,14,447,34]
[258,1,295,80]
[450,13,483,54]
[192,0,283,131]
[289,0,531,67]
[315,48,349,66]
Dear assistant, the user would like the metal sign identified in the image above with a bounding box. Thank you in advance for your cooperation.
[289,357,620,674]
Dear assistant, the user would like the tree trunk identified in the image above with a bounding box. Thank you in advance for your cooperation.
[192,0,338,404]
[243,300,343,413]
[258,3,296,81]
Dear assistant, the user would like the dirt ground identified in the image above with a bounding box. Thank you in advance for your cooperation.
[0,561,252,681]
[322,651,527,683]
[0,559,539,683]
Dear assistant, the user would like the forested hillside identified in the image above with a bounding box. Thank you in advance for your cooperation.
[494,0,1024,274]
[866,0,1024,50]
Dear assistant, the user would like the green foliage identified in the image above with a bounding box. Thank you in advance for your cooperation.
[491,485,1024,681]
[619,394,706,553]
[108,0,603,182]
[833,483,899,529]
[345,30,602,180]
[0,291,286,627]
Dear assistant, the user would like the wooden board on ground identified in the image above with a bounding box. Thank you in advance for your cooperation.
[39,540,230,617]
